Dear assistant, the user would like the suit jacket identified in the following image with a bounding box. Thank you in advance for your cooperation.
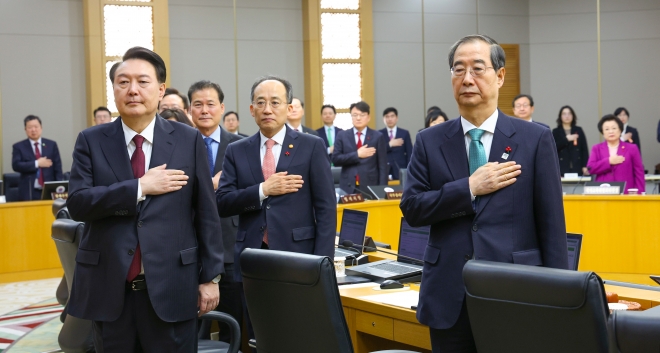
[66,117,224,323]
[302,125,319,136]
[12,138,63,201]
[237,132,249,138]
[332,127,388,193]
[552,126,589,175]
[533,120,550,129]
[400,111,568,330]
[379,127,413,180]
[217,126,336,282]
[213,127,243,264]
[586,141,645,193]
[316,125,343,160]
[623,125,641,154]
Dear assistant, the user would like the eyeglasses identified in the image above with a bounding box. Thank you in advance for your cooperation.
[351,113,368,118]
[514,104,530,109]
[450,65,494,77]
[253,100,283,110]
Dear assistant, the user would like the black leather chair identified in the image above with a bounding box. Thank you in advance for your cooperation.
[240,248,418,353]
[52,198,67,217]
[331,166,341,187]
[463,260,611,353]
[52,198,71,306]
[51,219,95,353]
[197,311,241,353]
[3,173,20,202]
[609,306,660,353]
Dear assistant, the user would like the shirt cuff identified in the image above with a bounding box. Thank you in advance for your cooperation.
[469,187,476,201]
[259,183,268,203]
[327,147,332,154]
[137,179,146,203]
[35,161,39,168]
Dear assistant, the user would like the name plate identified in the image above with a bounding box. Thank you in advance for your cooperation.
[51,192,69,200]
[385,191,403,200]
[340,194,364,204]
[583,186,620,195]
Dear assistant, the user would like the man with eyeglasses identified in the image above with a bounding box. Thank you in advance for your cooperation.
[512,94,549,128]
[217,76,336,348]
[332,101,389,194]
[401,34,567,353]
[286,97,319,136]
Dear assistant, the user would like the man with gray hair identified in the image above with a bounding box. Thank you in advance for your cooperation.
[400,34,568,352]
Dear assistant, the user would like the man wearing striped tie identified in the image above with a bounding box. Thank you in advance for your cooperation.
[400,34,568,353]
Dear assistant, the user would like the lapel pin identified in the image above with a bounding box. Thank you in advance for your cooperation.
[285,151,290,156]
[42,143,46,147]
[501,146,512,160]
[289,144,293,148]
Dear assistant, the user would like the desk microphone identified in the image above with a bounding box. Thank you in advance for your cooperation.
[352,187,375,200]
[571,175,587,195]
[341,240,423,265]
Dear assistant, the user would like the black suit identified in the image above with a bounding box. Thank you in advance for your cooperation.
[623,125,641,154]
[237,132,249,138]
[332,127,389,193]
[552,126,589,175]
[12,138,63,200]
[316,125,343,161]
[379,127,413,180]
[289,124,319,136]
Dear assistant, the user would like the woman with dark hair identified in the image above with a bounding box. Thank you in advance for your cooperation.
[613,107,641,152]
[587,114,645,194]
[552,105,589,176]
[424,109,448,129]
[160,108,194,127]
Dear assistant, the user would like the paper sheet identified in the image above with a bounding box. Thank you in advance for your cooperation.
[359,290,419,309]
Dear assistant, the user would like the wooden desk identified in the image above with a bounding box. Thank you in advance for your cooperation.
[0,200,62,283]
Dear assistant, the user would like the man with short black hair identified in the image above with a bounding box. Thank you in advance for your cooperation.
[286,97,319,136]
[316,104,342,161]
[223,111,248,137]
[12,115,63,201]
[94,106,112,125]
[512,94,549,128]
[333,101,388,193]
[379,107,413,180]
[67,46,224,352]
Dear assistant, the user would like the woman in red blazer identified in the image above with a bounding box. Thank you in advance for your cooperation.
[587,114,645,194]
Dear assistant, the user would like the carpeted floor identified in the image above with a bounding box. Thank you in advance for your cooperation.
[0,298,63,352]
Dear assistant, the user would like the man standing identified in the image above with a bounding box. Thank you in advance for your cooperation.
[512,94,549,128]
[160,87,194,126]
[12,115,63,201]
[223,111,248,137]
[67,47,224,352]
[379,107,413,180]
[188,80,243,343]
[316,104,342,161]
[332,101,388,194]
[94,107,113,125]
[400,35,567,353]
[286,97,319,136]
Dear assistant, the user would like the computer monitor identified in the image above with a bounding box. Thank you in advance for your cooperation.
[338,209,369,254]
[566,233,583,271]
[397,218,430,265]
[0,180,3,195]
[41,181,69,200]
[366,184,403,200]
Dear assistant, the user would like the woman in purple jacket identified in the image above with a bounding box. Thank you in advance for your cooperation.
[587,114,645,194]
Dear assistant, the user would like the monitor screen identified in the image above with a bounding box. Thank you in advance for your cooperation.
[566,233,583,271]
[339,209,369,254]
[397,218,430,264]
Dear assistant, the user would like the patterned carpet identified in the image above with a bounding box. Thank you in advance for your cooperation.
[0,299,63,352]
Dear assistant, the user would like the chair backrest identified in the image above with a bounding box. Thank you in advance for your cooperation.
[52,219,84,294]
[463,260,610,353]
[3,173,20,202]
[240,249,353,353]
[52,198,67,217]
[609,306,660,353]
[331,166,341,186]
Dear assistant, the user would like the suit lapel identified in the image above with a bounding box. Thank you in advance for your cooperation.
[364,128,376,147]
[477,112,518,216]
[100,118,134,182]
[142,116,176,211]
[276,127,299,172]
[215,127,230,174]
[246,133,264,183]
[439,119,470,181]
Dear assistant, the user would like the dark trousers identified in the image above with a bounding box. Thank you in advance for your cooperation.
[31,187,42,200]
[202,263,242,343]
[429,300,478,353]
[93,285,197,353]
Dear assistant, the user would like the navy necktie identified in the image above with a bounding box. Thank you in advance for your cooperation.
[203,137,215,177]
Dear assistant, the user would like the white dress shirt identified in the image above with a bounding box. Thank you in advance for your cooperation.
[286,122,302,132]
[387,126,398,140]
[353,127,367,145]
[620,123,628,141]
[122,117,156,202]
[461,110,499,200]
[258,126,286,202]
[30,137,43,189]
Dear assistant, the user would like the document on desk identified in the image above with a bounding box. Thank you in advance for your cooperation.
[360,290,419,309]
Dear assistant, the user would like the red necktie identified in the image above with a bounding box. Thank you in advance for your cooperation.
[127,135,145,282]
[262,139,276,244]
[356,132,362,184]
[34,142,44,187]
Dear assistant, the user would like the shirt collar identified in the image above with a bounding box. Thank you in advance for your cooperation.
[29,137,42,145]
[286,122,302,131]
[203,126,221,144]
[353,126,368,134]
[122,115,156,146]
[461,110,498,135]
[260,125,287,147]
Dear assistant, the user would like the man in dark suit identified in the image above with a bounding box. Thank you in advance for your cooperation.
[188,80,243,343]
[12,115,63,201]
[615,107,641,153]
[512,94,549,129]
[400,35,568,353]
[316,104,342,161]
[66,47,224,352]
[332,101,388,194]
[223,111,249,137]
[286,97,319,136]
[379,107,413,180]
[217,76,336,346]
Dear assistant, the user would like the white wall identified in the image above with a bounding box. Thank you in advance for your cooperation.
[168,0,305,136]
[0,0,86,175]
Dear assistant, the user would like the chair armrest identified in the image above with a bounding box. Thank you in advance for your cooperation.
[199,311,241,353]
[248,339,257,349]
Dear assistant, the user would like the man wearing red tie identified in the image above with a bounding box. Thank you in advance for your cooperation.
[12,115,63,201]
